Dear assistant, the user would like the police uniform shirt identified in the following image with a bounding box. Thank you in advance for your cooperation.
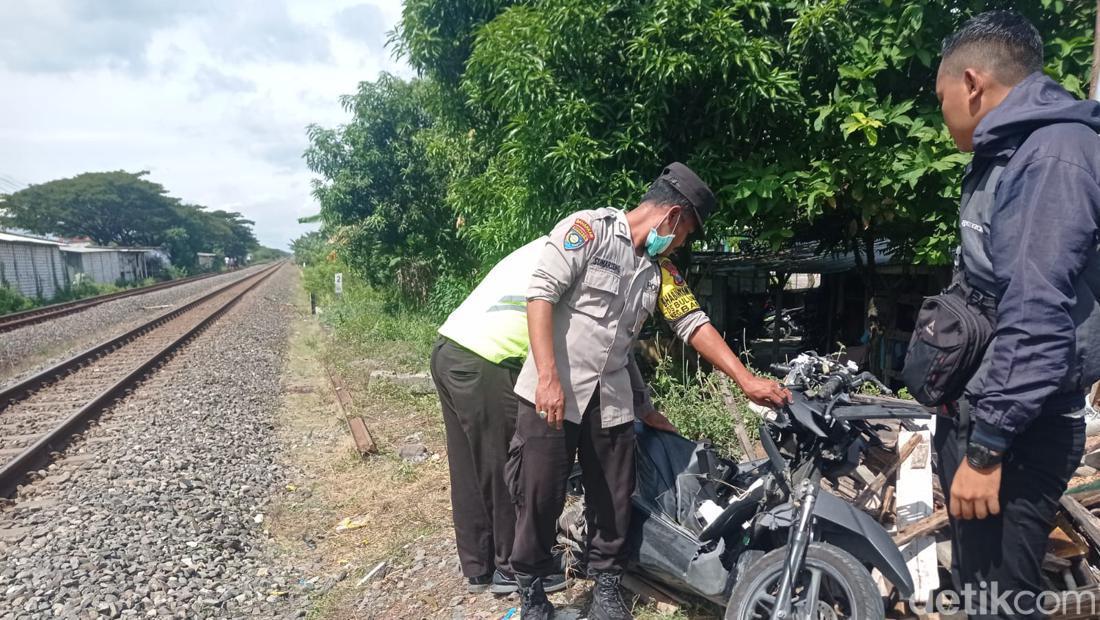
[514,207,709,428]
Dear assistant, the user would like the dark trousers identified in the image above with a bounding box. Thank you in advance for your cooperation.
[430,337,519,577]
[934,412,1084,619]
[506,394,635,577]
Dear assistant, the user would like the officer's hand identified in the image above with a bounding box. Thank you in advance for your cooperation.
[642,411,678,434]
[950,460,1002,520]
[535,376,565,430]
[740,376,793,408]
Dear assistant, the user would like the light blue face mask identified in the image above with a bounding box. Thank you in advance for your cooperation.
[645,211,681,257]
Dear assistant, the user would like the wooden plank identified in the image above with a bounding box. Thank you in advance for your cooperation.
[855,433,924,508]
[718,378,764,459]
[894,509,949,547]
[879,485,895,524]
[1050,517,1090,560]
[894,419,938,605]
[1060,495,1100,552]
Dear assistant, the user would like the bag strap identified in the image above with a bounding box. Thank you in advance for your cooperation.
[957,157,1010,301]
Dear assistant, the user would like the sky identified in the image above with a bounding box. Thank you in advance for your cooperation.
[0,0,411,250]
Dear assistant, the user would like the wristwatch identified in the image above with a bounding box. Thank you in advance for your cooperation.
[966,443,1004,470]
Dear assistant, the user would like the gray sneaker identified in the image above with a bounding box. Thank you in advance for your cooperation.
[490,569,568,594]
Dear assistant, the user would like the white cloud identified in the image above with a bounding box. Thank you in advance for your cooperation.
[0,0,410,249]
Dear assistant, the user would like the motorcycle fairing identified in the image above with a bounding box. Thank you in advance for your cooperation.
[627,508,731,605]
[753,493,915,598]
[829,404,931,420]
[812,491,916,598]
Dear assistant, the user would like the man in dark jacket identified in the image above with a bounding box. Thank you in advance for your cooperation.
[934,11,1100,618]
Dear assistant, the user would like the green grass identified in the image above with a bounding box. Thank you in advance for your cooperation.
[302,262,438,374]
[649,355,763,461]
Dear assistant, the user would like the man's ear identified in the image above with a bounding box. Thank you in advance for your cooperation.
[963,67,984,103]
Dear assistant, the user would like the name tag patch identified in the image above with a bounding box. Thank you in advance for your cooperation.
[591,257,621,275]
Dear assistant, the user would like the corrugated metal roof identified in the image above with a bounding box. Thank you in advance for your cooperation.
[694,240,898,275]
[60,245,123,254]
[0,230,61,246]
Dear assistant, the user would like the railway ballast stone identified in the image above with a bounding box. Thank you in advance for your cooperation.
[0,266,311,619]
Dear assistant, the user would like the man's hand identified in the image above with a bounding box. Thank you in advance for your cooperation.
[535,376,565,430]
[740,375,793,408]
[950,460,1002,520]
[642,411,678,434]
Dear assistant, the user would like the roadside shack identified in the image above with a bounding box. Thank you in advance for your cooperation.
[687,241,951,387]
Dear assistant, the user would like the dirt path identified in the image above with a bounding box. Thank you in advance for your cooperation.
[269,278,619,619]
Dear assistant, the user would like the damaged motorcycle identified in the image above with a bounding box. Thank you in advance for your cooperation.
[558,353,930,619]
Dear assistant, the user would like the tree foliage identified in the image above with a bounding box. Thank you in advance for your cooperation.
[1,171,259,267]
[303,0,1097,305]
[305,75,472,302]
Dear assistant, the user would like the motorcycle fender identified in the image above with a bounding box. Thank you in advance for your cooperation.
[812,491,915,598]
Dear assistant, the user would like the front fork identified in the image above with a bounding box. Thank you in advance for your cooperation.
[771,478,819,620]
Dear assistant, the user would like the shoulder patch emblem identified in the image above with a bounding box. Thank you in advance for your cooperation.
[664,261,686,286]
[563,219,595,251]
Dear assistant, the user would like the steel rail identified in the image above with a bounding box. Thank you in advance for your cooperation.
[0,271,224,334]
[0,264,276,407]
[0,262,284,495]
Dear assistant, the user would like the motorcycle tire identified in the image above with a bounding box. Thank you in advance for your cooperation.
[724,542,883,620]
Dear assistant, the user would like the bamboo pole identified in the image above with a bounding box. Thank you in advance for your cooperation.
[1091,0,1100,100]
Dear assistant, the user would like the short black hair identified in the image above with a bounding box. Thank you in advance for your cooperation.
[641,178,689,209]
[941,10,1043,84]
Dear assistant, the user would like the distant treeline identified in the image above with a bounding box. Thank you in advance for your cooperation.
[1,170,268,271]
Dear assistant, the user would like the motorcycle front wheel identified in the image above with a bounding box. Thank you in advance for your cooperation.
[724,542,883,620]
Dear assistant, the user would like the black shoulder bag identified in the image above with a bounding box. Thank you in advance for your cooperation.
[902,160,1006,408]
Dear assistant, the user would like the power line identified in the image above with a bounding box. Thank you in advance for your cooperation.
[0,175,27,192]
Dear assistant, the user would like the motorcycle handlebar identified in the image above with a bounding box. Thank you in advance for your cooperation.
[815,374,848,400]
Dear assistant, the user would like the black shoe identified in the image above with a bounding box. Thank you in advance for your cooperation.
[493,569,569,594]
[467,572,492,594]
[589,570,632,620]
[489,569,518,594]
[516,573,555,620]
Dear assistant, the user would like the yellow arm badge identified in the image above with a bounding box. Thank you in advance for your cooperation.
[658,258,701,321]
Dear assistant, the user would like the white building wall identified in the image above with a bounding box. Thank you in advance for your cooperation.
[0,240,67,299]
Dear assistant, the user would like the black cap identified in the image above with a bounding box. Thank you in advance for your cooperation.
[656,162,715,234]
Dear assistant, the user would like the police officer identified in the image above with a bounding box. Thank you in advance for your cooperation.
[509,163,791,620]
[431,238,677,595]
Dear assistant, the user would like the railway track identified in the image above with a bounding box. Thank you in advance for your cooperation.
[0,270,229,334]
[0,261,284,495]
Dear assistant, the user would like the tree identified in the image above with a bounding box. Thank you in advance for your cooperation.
[1,171,179,246]
[305,74,472,301]
[440,0,1096,265]
[0,172,261,270]
[290,231,329,266]
[307,0,1096,309]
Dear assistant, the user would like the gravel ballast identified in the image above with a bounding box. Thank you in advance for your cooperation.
[0,266,268,385]
[0,265,309,619]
